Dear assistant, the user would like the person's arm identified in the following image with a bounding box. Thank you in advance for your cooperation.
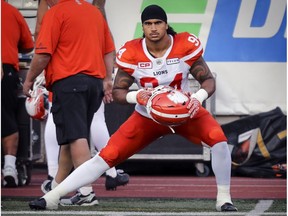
[189,56,215,102]
[17,6,34,53]
[92,0,106,19]
[18,45,34,54]
[102,51,114,103]
[112,68,135,104]
[34,0,49,41]
[23,53,51,97]
[93,0,116,65]
[187,56,215,118]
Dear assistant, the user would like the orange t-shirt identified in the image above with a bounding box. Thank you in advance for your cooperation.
[1,0,34,71]
[35,0,115,90]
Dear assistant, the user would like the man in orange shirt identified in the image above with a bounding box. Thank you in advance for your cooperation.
[23,0,115,204]
[33,0,129,206]
[1,0,34,187]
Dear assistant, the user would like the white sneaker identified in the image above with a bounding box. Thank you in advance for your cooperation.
[60,192,99,206]
[2,166,18,187]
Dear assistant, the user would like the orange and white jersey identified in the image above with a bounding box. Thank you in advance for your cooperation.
[116,32,203,118]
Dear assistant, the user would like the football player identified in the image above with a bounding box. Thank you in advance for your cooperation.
[29,4,237,212]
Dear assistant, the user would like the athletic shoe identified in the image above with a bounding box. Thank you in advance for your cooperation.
[47,175,54,181]
[41,179,52,194]
[29,197,58,210]
[105,169,129,190]
[60,192,99,206]
[219,203,238,212]
[2,166,18,187]
[29,198,47,210]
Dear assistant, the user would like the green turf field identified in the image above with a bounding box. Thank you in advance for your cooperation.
[1,198,286,216]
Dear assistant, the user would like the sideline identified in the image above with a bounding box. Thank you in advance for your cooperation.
[245,200,274,216]
[1,211,286,216]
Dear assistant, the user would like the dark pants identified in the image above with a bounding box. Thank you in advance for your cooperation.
[1,64,20,137]
[51,74,104,145]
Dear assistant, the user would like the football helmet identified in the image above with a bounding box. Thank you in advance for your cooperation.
[25,75,49,121]
[146,86,191,126]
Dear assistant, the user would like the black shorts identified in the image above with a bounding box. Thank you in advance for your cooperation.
[1,64,21,137]
[51,73,104,145]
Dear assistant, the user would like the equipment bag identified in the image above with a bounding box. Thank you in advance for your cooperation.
[221,107,287,178]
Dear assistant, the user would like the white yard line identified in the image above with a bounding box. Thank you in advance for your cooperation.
[1,210,286,216]
[245,200,274,216]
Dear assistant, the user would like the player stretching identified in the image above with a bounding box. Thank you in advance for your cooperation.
[29,4,237,212]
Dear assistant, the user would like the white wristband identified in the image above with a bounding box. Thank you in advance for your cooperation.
[192,89,208,104]
[126,90,141,104]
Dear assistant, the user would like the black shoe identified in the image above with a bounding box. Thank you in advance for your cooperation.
[221,203,238,212]
[105,169,129,190]
[41,179,52,194]
[47,175,54,181]
[29,198,47,210]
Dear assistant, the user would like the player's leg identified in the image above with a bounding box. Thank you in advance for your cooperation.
[45,105,98,206]
[43,104,59,179]
[210,141,237,211]
[1,64,21,187]
[90,101,129,190]
[41,104,61,193]
[29,112,165,210]
[45,74,99,207]
[2,133,19,187]
[178,107,237,212]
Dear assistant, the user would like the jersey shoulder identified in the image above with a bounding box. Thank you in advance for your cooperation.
[116,38,146,69]
[172,32,203,56]
[117,38,143,59]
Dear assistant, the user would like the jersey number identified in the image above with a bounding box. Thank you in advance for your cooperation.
[188,34,200,47]
[139,73,183,89]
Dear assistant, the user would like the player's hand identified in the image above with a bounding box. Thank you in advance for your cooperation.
[23,80,34,98]
[103,78,113,104]
[187,95,201,118]
[136,88,153,106]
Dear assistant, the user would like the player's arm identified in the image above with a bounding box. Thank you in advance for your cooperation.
[112,68,135,104]
[113,69,153,106]
[187,56,215,118]
[189,56,215,100]
[34,0,49,41]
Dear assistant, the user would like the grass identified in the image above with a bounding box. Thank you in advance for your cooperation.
[1,198,286,214]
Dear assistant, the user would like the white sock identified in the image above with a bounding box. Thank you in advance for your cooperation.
[90,102,117,178]
[4,155,17,169]
[51,179,59,190]
[43,154,109,203]
[78,186,93,196]
[48,165,59,179]
[216,185,232,209]
[90,102,109,151]
[211,142,232,207]
[105,168,117,178]
[44,108,60,178]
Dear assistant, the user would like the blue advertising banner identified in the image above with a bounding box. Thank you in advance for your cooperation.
[204,0,287,62]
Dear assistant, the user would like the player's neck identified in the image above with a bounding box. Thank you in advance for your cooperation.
[146,34,171,58]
